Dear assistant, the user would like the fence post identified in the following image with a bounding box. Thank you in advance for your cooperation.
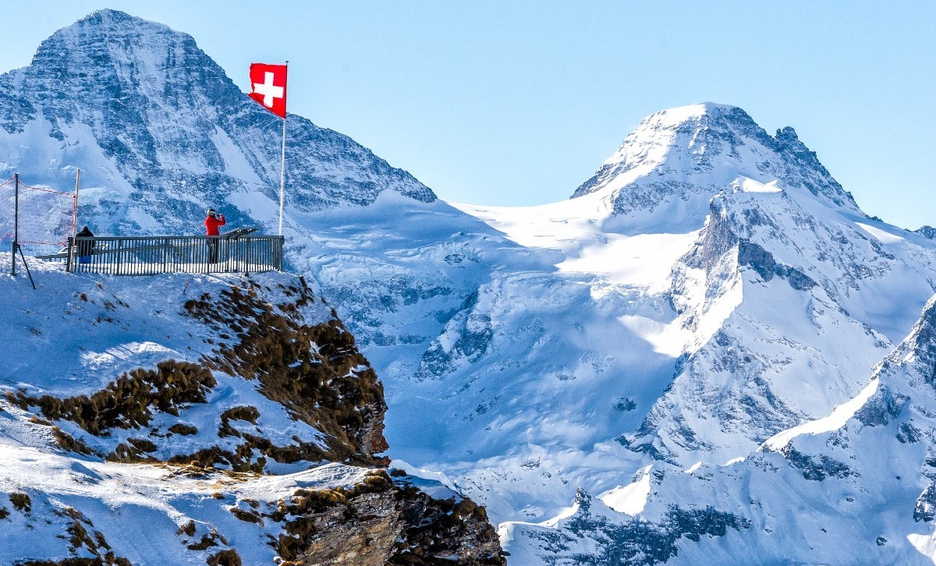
[244,238,250,277]
[11,173,18,276]
[66,237,74,273]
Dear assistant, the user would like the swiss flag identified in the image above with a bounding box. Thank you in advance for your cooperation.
[249,63,288,118]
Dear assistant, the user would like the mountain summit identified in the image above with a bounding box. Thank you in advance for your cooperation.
[571,103,859,226]
[0,9,434,237]
[438,104,936,563]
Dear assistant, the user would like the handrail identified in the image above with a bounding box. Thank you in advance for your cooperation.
[44,234,284,276]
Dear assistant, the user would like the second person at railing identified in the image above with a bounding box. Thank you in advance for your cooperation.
[76,225,95,264]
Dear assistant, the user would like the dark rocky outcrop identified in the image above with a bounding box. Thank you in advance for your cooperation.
[779,444,855,481]
[525,489,749,566]
[267,471,505,566]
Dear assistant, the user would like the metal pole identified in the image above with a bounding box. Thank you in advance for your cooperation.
[66,236,74,273]
[12,173,18,276]
[17,243,36,290]
[72,169,80,242]
[278,61,288,237]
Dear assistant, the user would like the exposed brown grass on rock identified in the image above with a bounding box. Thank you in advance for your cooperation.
[229,506,263,525]
[186,529,227,551]
[12,360,215,435]
[176,520,197,537]
[206,549,242,566]
[220,406,260,424]
[51,427,98,456]
[167,423,198,436]
[10,491,31,512]
[184,279,388,465]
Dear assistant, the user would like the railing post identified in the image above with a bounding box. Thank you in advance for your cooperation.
[244,237,251,277]
[276,236,284,270]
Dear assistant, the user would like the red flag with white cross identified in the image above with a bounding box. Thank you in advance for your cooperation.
[249,63,288,118]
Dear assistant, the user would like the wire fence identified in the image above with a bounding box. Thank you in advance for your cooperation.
[0,174,77,257]
[40,235,284,276]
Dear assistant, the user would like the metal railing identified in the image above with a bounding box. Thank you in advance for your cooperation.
[44,235,284,276]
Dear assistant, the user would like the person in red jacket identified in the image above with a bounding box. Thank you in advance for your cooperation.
[205,208,226,263]
[205,208,226,235]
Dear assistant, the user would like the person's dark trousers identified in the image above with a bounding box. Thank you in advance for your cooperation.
[208,236,219,263]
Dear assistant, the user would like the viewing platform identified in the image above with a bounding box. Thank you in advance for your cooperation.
[40,232,284,276]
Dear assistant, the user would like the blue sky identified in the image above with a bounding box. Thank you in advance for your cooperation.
[3,1,934,228]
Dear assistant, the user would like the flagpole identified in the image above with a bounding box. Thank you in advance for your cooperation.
[72,169,80,242]
[278,61,288,237]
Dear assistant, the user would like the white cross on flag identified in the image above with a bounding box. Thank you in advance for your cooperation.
[249,63,288,118]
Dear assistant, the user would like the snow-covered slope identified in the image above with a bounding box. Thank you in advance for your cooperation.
[7,9,936,564]
[480,107,936,562]
[502,294,936,566]
[0,258,504,565]
[0,258,365,563]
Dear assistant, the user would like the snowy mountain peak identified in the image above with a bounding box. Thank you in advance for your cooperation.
[635,102,754,129]
[78,8,143,25]
[0,10,435,239]
[67,8,168,36]
[23,9,238,138]
[571,102,859,227]
[34,9,218,86]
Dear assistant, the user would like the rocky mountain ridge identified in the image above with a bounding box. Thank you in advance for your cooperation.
[495,105,936,562]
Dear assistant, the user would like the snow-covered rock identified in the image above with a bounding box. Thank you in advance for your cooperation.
[0,258,504,565]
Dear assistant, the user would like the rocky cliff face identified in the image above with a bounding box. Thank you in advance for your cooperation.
[272,471,504,566]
